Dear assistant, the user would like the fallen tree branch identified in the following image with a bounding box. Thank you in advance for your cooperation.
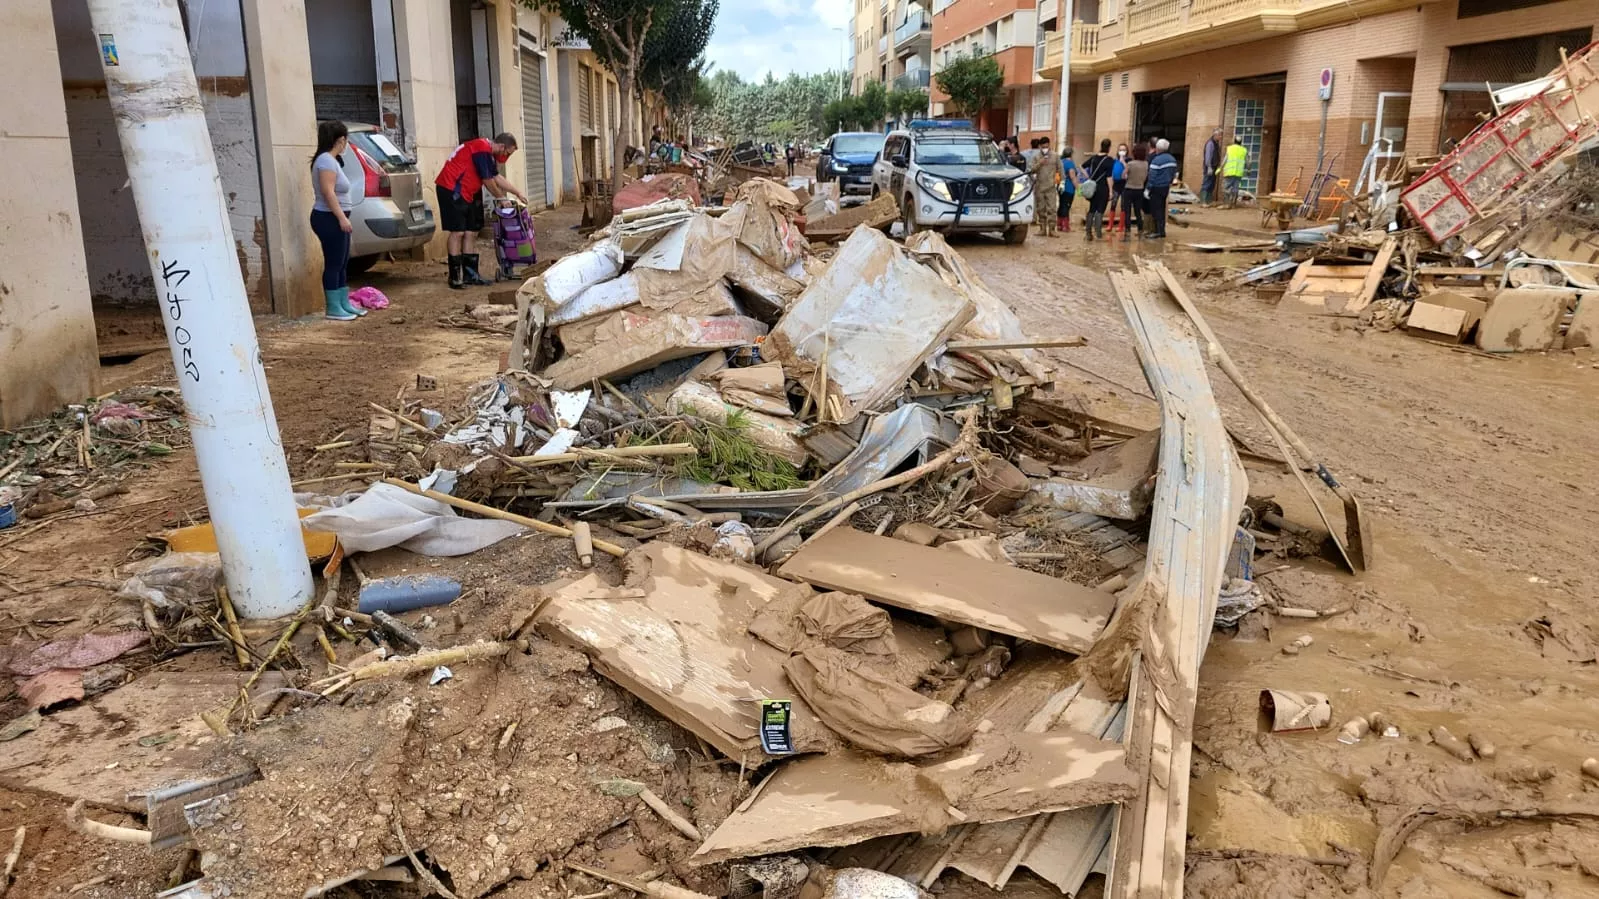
[311,641,520,690]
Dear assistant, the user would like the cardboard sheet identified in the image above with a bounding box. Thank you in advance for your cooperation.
[544,314,769,389]
[538,544,947,758]
[778,528,1115,655]
[692,731,1136,863]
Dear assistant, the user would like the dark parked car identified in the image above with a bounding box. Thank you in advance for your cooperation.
[820,131,887,197]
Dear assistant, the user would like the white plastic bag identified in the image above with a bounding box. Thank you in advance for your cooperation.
[302,483,524,556]
[543,240,624,306]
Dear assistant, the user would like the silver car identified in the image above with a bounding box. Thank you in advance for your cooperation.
[338,123,435,274]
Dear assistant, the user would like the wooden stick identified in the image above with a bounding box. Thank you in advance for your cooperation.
[638,788,703,840]
[798,500,863,549]
[0,825,24,898]
[507,444,696,466]
[382,478,627,557]
[67,801,150,845]
[291,472,379,488]
[367,402,434,436]
[754,410,976,555]
[313,440,357,453]
[216,587,251,670]
[946,337,1088,350]
[311,641,517,686]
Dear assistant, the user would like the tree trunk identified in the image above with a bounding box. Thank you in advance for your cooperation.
[614,62,636,195]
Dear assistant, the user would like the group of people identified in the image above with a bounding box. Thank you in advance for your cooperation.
[1199,127,1252,208]
[1003,135,1179,241]
[309,121,526,320]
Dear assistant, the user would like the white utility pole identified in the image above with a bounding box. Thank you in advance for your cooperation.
[85,0,315,618]
[1054,0,1074,151]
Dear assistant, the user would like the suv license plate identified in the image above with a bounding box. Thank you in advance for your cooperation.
[966,204,1001,217]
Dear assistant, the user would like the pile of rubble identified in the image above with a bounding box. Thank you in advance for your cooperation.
[1238,41,1599,356]
[6,180,1360,899]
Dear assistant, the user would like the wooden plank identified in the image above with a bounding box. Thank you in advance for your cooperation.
[778,528,1116,655]
[1348,237,1398,314]
[691,731,1138,865]
[1105,265,1248,899]
[946,337,1088,350]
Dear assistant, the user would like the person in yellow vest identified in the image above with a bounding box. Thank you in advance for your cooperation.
[1222,137,1250,208]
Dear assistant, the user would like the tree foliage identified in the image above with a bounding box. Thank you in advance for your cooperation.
[705,70,850,144]
[523,0,715,189]
[641,0,718,110]
[935,54,1004,119]
[887,88,929,125]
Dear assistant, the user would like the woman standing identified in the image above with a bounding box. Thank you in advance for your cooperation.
[309,121,363,321]
[1057,148,1080,233]
[1081,139,1116,241]
[1108,143,1129,234]
[1121,144,1149,241]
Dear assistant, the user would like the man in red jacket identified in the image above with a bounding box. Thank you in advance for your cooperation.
[435,132,527,288]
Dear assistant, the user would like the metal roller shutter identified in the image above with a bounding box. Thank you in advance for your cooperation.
[520,49,549,209]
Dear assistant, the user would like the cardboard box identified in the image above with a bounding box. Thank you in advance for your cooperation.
[1407,290,1487,343]
[545,314,769,389]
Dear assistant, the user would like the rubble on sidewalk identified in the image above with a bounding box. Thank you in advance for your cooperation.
[1200,42,1599,359]
[9,175,1303,899]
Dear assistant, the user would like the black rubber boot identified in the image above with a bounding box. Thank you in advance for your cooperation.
[447,255,465,290]
[462,253,492,286]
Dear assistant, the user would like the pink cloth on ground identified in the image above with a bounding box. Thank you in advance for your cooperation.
[349,286,390,310]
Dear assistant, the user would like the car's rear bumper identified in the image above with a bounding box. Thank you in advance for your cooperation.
[352,198,435,254]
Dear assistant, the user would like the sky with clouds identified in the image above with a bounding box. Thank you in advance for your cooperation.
[705,0,855,81]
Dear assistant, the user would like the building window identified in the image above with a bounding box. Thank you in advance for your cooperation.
[1032,84,1053,130]
[1015,89,1031,130]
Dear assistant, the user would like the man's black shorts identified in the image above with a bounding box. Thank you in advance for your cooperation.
[436,185,485,233]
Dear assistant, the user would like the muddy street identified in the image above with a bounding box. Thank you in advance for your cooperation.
[2,199,1599,899]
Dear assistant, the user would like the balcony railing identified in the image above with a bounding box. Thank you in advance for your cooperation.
[894,68,932,90]
[1125,0,1183,40]
[894,9,931,47]
[1074,21,1101,58]
[878,35,888,56]
[1038,21,1102,76]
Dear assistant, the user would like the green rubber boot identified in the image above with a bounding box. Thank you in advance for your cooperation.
[324,289,356,321]
[338,286,366,317]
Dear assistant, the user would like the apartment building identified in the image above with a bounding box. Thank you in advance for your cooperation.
[890,0,935,96]
[851,0,890,96]
[1036,0,1596,197]
[929,0,1040,136]
[2,0,657,428]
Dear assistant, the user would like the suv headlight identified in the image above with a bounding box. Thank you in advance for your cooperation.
[831,160,849,173]
[916,171,953,202]
[1010,177,1033,201]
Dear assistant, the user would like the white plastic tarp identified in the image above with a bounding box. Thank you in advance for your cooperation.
[302,483,525,556]
[767,228,975,423]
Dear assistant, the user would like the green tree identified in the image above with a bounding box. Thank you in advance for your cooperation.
[858,80,888,130]
[934,53,1004,120]
[887,88,929,126]
[642,0,719,114]
[524,0,716,191]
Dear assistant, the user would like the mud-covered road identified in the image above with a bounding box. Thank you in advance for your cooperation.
[954,230,1599,898]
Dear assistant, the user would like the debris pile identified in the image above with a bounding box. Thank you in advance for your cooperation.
[3,211,1307,899]
[0,386,186,533]
[1231,41,1599,356]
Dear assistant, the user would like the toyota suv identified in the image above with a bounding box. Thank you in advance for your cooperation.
[820,131,887,198]
[871,121,1033,244]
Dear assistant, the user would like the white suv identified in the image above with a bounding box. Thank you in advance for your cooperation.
[872,122,1034,245]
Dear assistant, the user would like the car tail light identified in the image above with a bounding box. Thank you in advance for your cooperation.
[353,145,390,197]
